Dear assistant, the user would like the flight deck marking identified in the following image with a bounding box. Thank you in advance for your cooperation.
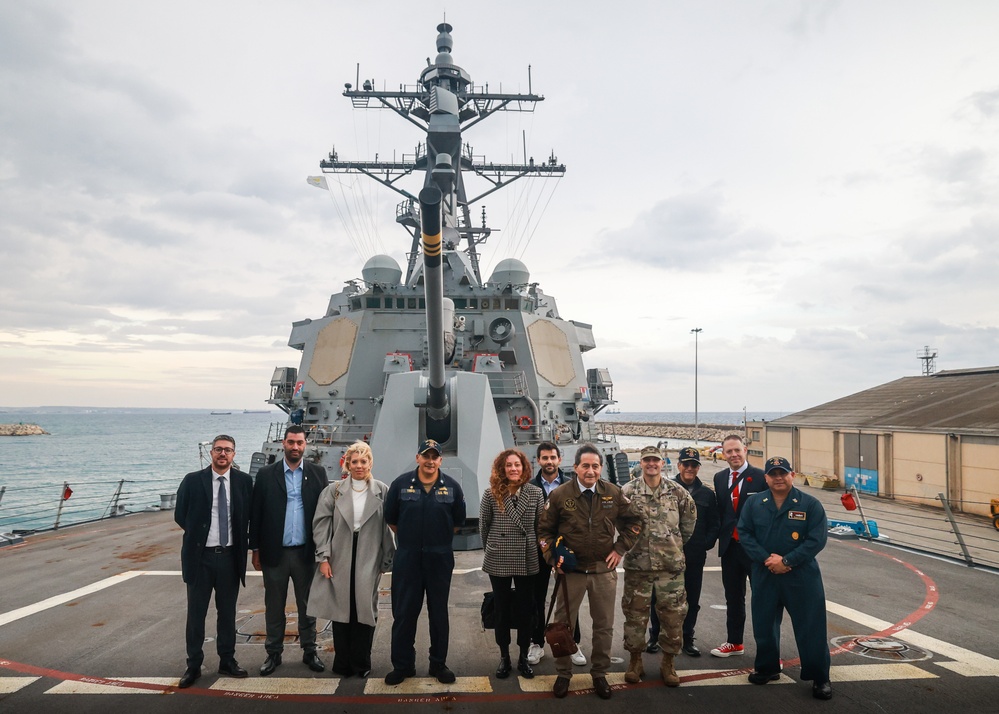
[46,677,179,695]
[0,572,143,627]
[0,677,39,693]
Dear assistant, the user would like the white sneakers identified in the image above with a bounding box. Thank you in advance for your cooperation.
[571,649,587,666]
[527,643,545,665]
[710,642,745,657]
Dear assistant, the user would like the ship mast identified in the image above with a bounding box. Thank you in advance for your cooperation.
[319,22,565,284]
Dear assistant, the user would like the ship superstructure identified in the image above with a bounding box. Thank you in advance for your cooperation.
[252,23,626,543]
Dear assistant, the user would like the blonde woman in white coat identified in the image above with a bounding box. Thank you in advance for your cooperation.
[310,441,395,677]
[480,448,544,679]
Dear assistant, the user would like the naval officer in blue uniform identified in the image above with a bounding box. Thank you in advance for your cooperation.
[737,456,832,701]
[382,439,466,685]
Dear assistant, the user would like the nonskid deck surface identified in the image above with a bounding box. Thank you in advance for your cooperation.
[1,500,998,713]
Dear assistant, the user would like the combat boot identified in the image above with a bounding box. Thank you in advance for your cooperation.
[625,651,644,683]
[660,653,680,687]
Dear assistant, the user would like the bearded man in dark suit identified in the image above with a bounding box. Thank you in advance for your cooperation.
[710,433,767,658]
[250,425,330,675]
[175,434,253,688]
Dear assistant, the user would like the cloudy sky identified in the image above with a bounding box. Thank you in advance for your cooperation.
[2,1,998,413]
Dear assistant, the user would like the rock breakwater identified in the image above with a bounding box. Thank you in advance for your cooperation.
[598,421,741,444]
[0,423,50,436]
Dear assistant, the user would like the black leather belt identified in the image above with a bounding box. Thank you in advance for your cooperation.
[210,546,232,553]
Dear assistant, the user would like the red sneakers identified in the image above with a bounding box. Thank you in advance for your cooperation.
[709,642,745,657]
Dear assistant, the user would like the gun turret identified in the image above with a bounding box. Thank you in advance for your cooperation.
[419,186,450,432]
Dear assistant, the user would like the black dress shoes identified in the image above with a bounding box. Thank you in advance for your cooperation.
[593,676,612,699]
[495,655,512,679]
[682,638,701,657]
[178,668,200,688]
[217,660,248,678]
[303,652,326,673]
[813,681,833,700]
[259,653,282,676]
[748,670,780,685]
[553,675,571,698]
[384,668,415,685]
[645,640,661,654]
[429,663,456,684]
[517,656,535,679]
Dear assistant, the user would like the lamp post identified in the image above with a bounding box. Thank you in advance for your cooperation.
[691,328,702,444]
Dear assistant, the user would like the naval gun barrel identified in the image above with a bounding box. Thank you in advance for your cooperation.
[419,186,450,422]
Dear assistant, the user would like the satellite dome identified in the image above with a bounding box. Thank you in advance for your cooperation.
[489,258,530,287]
[362,254,403,286]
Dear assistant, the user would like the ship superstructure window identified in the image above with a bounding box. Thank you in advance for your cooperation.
[366,298,380,308]
[505,299,519,310]
[397,298,405,308]
[454,298,466,309]
[408,298,417,309]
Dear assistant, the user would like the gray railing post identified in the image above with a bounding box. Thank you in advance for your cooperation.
[109,479,126,517]
[938,492,974,567]
[54,481,69,530]
[0,485,5,509]
[849,484,875,541]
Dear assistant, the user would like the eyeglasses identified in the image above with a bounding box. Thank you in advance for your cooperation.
[212,447,235,455]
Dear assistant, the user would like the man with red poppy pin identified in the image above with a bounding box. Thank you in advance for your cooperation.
[710,434,766,658]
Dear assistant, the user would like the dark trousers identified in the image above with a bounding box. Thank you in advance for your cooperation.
[751,565,830,682]
[262,545,317,655]
[720,541,754,645]
[185,548,240,669]
[488,574,534,657]
[530,561,581,645]
[390,548,453,671]
[331,532,375,676]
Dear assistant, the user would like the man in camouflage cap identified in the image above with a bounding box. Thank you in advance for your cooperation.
[620,446,697,686]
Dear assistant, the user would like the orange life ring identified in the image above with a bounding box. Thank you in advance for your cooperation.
[516,416,533,430]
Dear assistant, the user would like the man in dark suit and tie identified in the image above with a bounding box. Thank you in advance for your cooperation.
[710,433,767,658]
[175,434,253,688]
[250,425,330,675]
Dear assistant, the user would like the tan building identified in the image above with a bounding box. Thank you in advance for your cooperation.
[754,367,999,518]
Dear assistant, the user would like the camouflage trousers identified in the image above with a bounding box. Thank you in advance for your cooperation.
[622,569,687,655]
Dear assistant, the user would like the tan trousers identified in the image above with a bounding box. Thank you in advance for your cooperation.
[554,570,617,677]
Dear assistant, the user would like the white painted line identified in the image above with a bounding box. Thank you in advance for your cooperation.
[830,664,936,682]
[826,600,999,677]
[45,677,177,695]
[0,572,144,627]
[519,672,628,692]
[364,676,493,695]
[0,677,40,693]
[209,678,340,694]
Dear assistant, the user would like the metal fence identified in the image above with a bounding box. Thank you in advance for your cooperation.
[0,477,180,535]
[826,485,999,571]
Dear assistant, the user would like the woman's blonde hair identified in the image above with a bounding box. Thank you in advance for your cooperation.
[342,441,373,480]
[488,448,531,511]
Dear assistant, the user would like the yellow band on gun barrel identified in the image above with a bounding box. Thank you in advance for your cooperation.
[422,231,442,257]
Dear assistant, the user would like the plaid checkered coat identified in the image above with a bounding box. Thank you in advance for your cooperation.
[479,483,544,577]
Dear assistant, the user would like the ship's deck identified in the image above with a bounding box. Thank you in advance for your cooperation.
[1,484,997,713]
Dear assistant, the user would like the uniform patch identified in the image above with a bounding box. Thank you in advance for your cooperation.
[564,498,577,511]
[792,532,800,540]
[789,511,806,520]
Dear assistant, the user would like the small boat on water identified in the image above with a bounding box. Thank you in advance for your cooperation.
[209,411,232,415]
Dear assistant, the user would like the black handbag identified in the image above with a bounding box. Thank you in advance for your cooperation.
[543,575,578,657]
[480,588,517,630]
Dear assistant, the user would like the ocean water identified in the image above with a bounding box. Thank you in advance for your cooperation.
[0,410,784,533]
[0,411,280,533]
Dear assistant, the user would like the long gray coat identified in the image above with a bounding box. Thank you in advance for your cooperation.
[479,483,544,577]
[309,478,395,627]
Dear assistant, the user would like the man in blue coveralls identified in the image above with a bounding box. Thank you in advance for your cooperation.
[383,439,466,685]
[738,456,832,701]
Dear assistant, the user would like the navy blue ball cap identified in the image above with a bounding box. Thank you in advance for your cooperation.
[418,439,442,456]
[764,456,792,475]
[677,447,701,464]
[553,535,577,573]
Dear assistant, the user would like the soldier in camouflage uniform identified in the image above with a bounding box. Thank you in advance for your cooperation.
[621,445,697,686]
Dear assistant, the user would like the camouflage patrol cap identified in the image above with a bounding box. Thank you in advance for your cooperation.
[677,446,701,464]
[639,446,662,460]
[764,456,792,475]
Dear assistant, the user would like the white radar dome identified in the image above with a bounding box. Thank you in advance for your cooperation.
[361,254,403,286]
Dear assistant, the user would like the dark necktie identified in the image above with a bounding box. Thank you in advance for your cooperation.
[731,472,740,541]
[582,489,593,503]
[218,477,229,547]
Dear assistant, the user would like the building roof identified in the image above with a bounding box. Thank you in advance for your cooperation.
[769,367,999,436]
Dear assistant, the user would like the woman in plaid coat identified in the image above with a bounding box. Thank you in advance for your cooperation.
[480,448,544,679]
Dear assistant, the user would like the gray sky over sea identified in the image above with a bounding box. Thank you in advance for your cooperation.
[3,1,998,413]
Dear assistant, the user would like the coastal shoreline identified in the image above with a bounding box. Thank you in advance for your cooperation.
[598,421,741,444]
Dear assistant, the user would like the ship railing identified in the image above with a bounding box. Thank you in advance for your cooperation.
[823,485,999,571]
[260,421,377,448]
[484,371,528,398]
[0,476,184,536]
